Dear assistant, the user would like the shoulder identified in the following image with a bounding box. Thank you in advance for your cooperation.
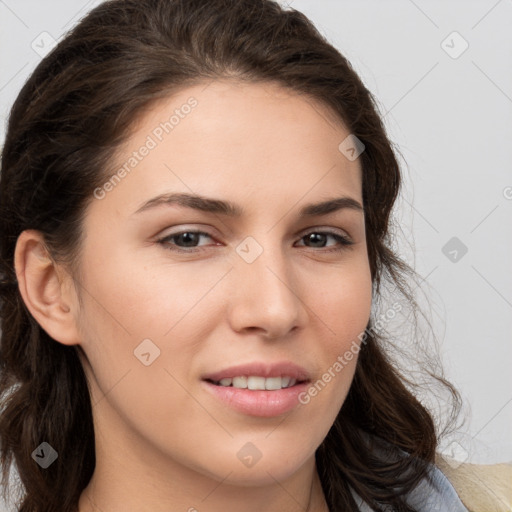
[434,454,512,512]
[353,456,512,512]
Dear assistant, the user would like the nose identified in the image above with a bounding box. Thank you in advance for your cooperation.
[227,239,308,340]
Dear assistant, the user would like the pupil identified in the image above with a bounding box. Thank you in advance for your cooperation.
[178,232,198,247]
[308,233,326,247]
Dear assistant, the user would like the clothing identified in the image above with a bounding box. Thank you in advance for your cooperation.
[352,463,469,511]
[435,456,512,512]
[404,464,470,511]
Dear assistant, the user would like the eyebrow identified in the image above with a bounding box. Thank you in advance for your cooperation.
[133,192,363,217]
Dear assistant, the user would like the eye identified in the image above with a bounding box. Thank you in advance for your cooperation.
[157,230,216,252]
[295,230,354,252]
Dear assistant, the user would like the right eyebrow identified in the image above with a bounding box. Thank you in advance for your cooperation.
[133,192,244,216]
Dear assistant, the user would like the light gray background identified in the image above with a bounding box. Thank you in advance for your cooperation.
[0,0,511,506]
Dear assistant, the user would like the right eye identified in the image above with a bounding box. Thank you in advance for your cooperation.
[157,230,218,252]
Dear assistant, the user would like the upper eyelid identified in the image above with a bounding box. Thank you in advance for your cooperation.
[159,224,351,236]
[300,226,350,236]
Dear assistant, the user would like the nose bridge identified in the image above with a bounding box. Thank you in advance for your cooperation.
[228,233,305,337]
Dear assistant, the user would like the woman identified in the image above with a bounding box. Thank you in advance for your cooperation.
[0,0,467,510]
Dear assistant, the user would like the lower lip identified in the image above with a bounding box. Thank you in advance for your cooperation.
[201,380,309,418]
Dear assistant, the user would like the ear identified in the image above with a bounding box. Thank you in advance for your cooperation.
[14,229,81,346]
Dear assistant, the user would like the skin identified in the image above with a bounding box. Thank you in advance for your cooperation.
[15,80,372,512]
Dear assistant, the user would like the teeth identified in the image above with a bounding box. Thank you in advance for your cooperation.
[215,376,298,390]
[264,377,282,390]
[248,376,266,390]
[232,376,247,388]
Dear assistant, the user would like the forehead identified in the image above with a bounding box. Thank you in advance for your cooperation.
[91,79,363,220]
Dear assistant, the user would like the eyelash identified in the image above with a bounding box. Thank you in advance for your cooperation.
[156,229,354,254]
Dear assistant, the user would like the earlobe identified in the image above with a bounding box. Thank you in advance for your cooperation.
[14,229,81,346]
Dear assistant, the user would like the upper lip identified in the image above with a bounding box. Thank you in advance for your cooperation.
[202,361,311,383]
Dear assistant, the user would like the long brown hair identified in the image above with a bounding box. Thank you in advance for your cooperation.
[0,1,460,510]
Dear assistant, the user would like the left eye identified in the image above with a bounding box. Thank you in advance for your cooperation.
[296,231,353,250]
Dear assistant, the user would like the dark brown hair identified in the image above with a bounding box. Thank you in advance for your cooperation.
[0,1,460,510]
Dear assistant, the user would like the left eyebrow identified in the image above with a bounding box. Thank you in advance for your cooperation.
[133,192,363,217]
[299,196,363,216]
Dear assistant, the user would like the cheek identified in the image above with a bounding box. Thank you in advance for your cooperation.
[292,258,372,407]
[310,261,373,346]
[77,241,223,335]
[75,248,231,394]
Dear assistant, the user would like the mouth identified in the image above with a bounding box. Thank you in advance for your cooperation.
[200,361,312,417]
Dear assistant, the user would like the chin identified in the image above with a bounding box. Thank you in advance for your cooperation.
[199,445,314,487]
[220,463,305,487]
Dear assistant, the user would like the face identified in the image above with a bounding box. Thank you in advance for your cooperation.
[72,80,372,486]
